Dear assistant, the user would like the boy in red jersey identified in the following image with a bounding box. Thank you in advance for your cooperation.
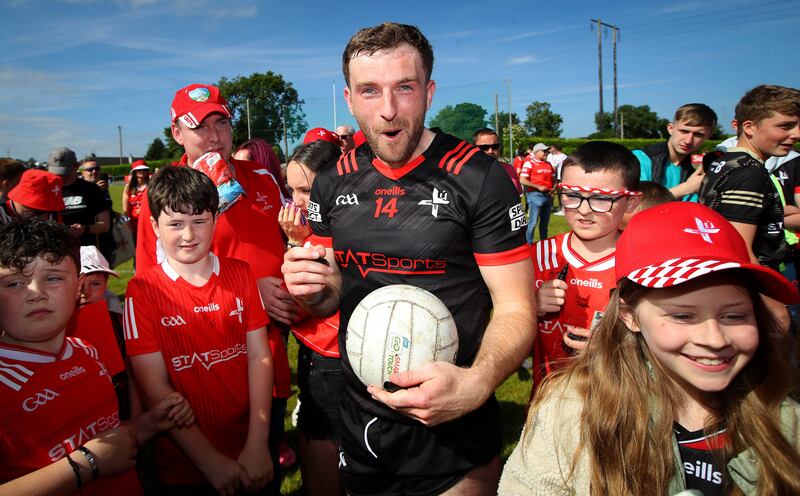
[531,141,641,388]
[124,166,274,495]
[0,218,192,496]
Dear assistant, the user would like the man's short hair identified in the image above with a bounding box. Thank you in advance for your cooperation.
[0,158,26,182]
[0,217,79,274]
[636,181,675,212]
[734,85,800,136]
[561,141,640,191]
[673,103,718,128]
[471,128,498,144]
[342,22,434,87]
[148,165,219,221]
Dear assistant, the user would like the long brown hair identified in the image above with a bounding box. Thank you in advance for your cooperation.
[526,275,800,495]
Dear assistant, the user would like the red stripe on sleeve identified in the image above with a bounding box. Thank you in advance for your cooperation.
[439,142,468,169]
[453,147,480,175]
[308,234,333,248]
[474,245,532,266]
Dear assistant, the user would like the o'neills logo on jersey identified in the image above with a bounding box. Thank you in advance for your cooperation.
[59,365,86,381]
[48,412,120,461]
[684,461,722,485]
[194,303,219,313]
[570,277,603,289]
[374,186,406,196]
[171,343,247,372]
[335,249,447,278]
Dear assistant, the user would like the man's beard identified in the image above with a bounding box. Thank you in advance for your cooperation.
[360,115,425,167]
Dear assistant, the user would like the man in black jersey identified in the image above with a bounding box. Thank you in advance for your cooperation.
[282,23,535,495]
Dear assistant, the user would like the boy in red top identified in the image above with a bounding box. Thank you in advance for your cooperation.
[520,143,555,243]
[531,141,641,390]
[0,218,192,496]
[124,166,274,494]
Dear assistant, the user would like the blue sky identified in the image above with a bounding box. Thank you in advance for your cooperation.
[2,0,798,161]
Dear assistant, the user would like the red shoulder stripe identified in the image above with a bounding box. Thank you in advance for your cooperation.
[439,141,468,170]
[453,147,480,175]
[336,154,346,176]
[445,143,474,173]
[348,150,358,172]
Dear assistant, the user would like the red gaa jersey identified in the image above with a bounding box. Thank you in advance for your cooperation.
[520,159,554,190]
[68,300,126,377]
[0,337,141,495]
[123,253,268,485]
[531,232,616,387]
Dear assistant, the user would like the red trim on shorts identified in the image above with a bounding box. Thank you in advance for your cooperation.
[474,245,531,266]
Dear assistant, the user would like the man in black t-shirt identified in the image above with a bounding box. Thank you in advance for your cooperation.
[47,147,110,251]
[282,23,535,495]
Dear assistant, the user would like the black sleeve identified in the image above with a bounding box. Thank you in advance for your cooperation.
[471,162,528,256]
[714,167,770,225]
[308,166,335,240]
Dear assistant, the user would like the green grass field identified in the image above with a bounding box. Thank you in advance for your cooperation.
[107,183,569,494]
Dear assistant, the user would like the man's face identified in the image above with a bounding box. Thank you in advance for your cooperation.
[474,133,501,159]
[336,126,355,153]
[344,43,435,167]
[80,161,100,183]
[743,112,800,158]
[171,113,233,164]
[667,120,711,157]
[534,149,547,161]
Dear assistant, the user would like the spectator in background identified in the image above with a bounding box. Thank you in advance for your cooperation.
[0,169,64,224]
[0,158,25,203]
[122,160,150,241]
[632,103,717,200]
[520,143,555,243]
[234,138,289,202]
[336,124,356,154]
[547,144,567,183]
[473,127,522,194]
[80,155,109,191]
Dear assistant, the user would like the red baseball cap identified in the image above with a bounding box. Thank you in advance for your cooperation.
[170,84,232,129]
[8,169,65,212]
[617,202,798,304]
[303,127,342,147]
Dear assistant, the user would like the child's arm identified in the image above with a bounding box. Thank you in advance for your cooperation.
[237,325,274,491]
[0,427,137,496]
[129,352,251,494]
[134,391,195,445]
[535,279,568,316]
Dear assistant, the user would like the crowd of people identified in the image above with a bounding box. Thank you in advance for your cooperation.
[1,21,800,496]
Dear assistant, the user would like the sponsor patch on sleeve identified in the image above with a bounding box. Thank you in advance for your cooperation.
[509,203,526,231]
[307,200,322,222]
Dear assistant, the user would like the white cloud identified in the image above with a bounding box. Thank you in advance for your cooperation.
[507,55,536,66]
[500,26,578,42]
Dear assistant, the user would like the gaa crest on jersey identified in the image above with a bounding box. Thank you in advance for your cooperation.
[509,203,526,231]
[417,187,449,218]
[307,200,321,222]
[335,193,359,206]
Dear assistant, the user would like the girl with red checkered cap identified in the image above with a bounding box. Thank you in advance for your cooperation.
[500,202,800,495]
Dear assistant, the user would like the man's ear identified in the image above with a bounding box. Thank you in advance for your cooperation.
[171,123,184,146]
[343,86,354,115]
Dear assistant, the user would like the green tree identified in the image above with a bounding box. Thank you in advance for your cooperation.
[496,111,522,144]
[524,101,563,137]
[501,123,530,157]
[217,71,307,146]
[428,102,488,141]
[593,105,668,139]
[162,127,184,160]
[144,138,167,161]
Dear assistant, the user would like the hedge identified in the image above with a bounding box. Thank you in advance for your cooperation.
[503,137,732,156]
[100,158,176,176]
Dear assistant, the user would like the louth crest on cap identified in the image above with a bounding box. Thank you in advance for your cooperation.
[170,84,232,129]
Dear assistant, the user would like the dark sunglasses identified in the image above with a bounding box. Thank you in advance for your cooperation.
[83,167,100,172]
[477,143,500,151]
[339,134,351,140]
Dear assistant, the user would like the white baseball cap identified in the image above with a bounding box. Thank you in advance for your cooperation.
[80,246,119,278]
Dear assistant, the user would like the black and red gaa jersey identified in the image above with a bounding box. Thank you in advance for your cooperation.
[309,131,529,418]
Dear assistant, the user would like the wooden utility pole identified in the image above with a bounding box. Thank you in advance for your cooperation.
[246,99,252,140]
[117,126,123,165]
[282,106,289,160]
[494,93,499,133]
[591,19,620,135]
[507,80,513,157]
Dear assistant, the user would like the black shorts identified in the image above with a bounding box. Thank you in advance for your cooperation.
[337,394,502,496]
[296,343,344,441]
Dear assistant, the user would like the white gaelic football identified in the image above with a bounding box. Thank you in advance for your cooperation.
[346,284,458,388]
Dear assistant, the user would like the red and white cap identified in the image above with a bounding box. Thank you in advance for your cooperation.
[8,169,64,212]
[303,127,342,147]
[170,84,232,129]
[130,159,150,172]
[616,202,798,303]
